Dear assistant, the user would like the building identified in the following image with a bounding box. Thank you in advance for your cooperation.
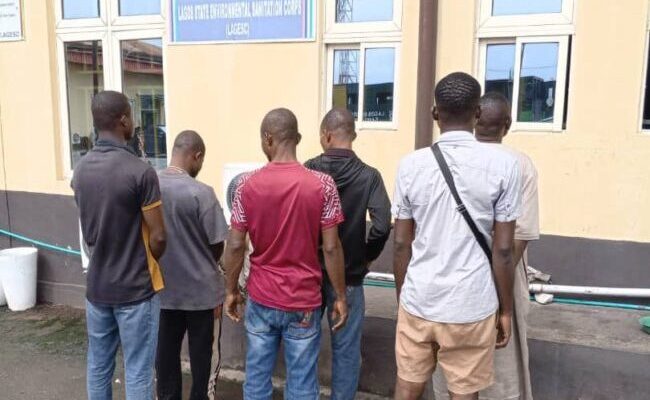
[1,1,649,307]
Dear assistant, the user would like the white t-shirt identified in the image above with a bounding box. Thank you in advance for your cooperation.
[392,131,522,323]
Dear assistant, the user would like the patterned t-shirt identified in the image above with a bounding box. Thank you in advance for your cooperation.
[231,162,344,311]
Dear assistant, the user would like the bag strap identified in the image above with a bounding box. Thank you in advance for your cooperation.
[431,143,493,265]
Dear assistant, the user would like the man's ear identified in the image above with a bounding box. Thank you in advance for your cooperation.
[432,106,440,121]
[475,105,482,121]
[504,115,512,133]
[296,132,302,145]
[194,151,204,161]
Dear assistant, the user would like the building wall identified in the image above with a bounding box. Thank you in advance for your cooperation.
[436,0,650,243]
[1,1,650,307]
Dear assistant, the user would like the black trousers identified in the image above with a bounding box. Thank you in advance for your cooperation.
[156,309,215,400]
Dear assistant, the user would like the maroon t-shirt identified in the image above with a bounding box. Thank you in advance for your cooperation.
[231,162,344,311]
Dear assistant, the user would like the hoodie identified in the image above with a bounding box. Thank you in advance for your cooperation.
[305,149,392,285]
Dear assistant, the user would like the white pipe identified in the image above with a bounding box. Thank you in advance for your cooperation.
[528,284,650,298]
[366,272,650,298]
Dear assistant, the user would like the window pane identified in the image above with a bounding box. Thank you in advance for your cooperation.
[121,39,166,169]
[62,0,99,19]
[492,0,562,16]
[485,43,516,103]
[119,0,160,16]
[336,0,393,23]
[333,50,360,119]
[64,41,104,168]
[643,36,650,129]
[517,42,559,123]
[363,48,395,122]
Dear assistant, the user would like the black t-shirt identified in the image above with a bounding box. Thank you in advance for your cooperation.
[72,139,163,305]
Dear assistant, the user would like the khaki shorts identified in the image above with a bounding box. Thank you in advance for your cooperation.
[395,306,497,395]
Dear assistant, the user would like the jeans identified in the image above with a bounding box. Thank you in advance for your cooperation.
[86,295,160,400]
[324,283,365,400]
[156,309,215,400]
[244,299,322,400]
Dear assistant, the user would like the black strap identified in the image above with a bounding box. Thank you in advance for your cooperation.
[431,143,493,265]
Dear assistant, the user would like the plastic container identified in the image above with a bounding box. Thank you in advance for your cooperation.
[640,316,650,335]
[0,247,38,311]
[0,278,6,306]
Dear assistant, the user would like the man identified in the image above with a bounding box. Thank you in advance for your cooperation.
[305,107,392,400]
[72,90,167,400]
[223,108,349,400]
[155,131,229,400]
[432,92,539,400]
[392,73,522,400]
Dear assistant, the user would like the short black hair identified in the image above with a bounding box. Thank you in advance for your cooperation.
[320,107,356,139]
[260,108,299,142]
[476,92,511,137]
[91,91,130,132]
[434,72,481,123]
[172,130,205,155]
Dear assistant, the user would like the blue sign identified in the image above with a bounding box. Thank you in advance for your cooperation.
[170,0,316,43]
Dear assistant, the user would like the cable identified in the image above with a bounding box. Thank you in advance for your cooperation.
[0,229,81,256]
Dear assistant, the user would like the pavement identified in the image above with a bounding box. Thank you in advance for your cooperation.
[0,305,283,400]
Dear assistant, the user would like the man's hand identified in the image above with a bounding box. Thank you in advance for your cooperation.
[214,304,223,320]
[225,292,244,323]
[330,297,348,332]
[495,312,512,348]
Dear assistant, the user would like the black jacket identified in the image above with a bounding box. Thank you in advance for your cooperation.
[305,149,392,285]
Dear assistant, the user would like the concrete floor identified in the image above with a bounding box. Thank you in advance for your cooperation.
[0,305,283,400]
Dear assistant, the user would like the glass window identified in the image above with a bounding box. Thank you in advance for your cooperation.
[119,0,161,16]
[336,0,393,23]
[62,0,100,19]
[121,38,166,169]
[485,43,516,103]
[64,41,104,167]
[517,42,559,123]
[363,48,395,122]
[332,49,360,119]
[643,38,650,129]
[492,0,562,16]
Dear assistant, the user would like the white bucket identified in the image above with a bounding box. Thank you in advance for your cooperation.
[0,247,38,311]
[0,278,6,306]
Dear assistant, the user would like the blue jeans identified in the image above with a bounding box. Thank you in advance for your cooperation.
[86,295,160,400]
[244,299,322,400]
[324,283,365,400]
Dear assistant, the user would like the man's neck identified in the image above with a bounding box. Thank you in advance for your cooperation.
[327,142,353,151]
[168,158,191,174]
[475,133,503,144]
[97,131,126,145]
[439,123,474,134]
[271,146,298,163]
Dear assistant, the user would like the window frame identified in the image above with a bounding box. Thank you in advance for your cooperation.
[478,0,575,38]
[640,13,650,132]
[324,0,402,39]
[55,0,167,176]
[326,42,401,130]
[478,35,569,132]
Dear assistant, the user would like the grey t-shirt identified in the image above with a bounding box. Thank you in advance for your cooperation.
[158,170,229,310]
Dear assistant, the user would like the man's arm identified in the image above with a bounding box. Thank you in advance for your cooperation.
[492,220,516,348]
[393,218,414,302]
[210,242,225,264]
[512,239,528,269]
[322,226,348,332]
[142,206,166,260]
[365,173,392,263]
[223,228,247,322]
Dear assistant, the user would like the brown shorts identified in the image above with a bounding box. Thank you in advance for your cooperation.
[395,306,497,395]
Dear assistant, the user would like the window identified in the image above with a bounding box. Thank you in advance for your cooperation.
[325,1,401,129]
[326,0,402,35]
[642,31,650,130]
[477,0,573,132]
[56,0,166,173]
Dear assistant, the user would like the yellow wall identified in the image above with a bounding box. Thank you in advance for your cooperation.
[0,1,66,194]
[165,1,420,203]
[1,1,649,243]
[436,0,650,242]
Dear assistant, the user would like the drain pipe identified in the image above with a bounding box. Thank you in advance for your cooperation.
[529,284,650,298]
[366,272,650,298]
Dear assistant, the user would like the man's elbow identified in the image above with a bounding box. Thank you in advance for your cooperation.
[322,238,342,255]
[152,231,167,249]
[493,245,514,267]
